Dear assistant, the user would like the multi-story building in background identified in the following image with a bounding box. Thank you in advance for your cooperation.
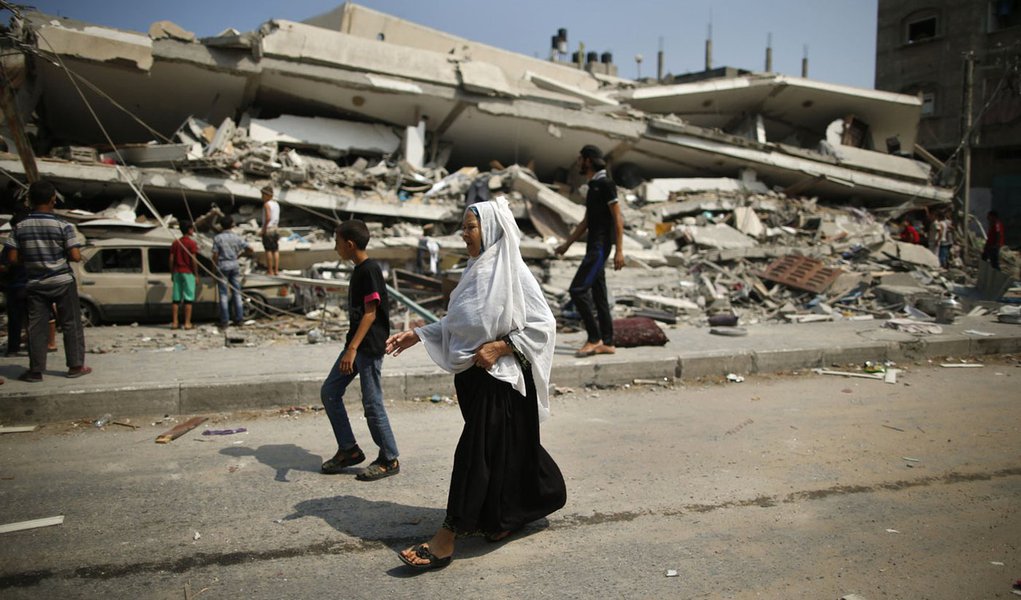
[876,0,1021,243]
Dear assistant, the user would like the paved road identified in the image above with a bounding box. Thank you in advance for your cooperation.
[0,363,1018,599]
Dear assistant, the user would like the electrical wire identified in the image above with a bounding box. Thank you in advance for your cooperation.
[32,28,167,228]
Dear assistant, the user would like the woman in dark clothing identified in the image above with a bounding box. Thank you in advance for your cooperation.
[386,199,566,570]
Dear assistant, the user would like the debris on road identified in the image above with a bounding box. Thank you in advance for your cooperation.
[0,515,64,534]
[202,428,248,436]
[155,416,209,444]
[0,425,38,434]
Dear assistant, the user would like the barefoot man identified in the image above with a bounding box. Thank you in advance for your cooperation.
[555,144,625,357]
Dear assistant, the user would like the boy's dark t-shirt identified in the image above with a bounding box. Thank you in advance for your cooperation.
[585,171,618,246]
[347,258,389,357]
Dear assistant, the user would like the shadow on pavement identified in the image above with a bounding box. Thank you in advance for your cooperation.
[220,443,321,482]
[286,494,549,576]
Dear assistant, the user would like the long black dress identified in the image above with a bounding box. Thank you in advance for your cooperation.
[443,365,567,536]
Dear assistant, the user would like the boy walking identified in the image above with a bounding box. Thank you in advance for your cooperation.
[320,219,400,481]
[170,220,199,329]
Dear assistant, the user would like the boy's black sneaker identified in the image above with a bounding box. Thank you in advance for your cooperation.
[356,457,400,481]
[321,446,366,474]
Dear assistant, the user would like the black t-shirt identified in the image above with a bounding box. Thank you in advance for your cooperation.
[585,172,618,245]
[347,258,390,357]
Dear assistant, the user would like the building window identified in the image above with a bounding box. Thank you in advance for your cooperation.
[905,13,938,43]
[921,91,936,116]
[990,0,1021,30]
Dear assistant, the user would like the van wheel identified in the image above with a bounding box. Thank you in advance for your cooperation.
[80,300,101,327]
[242,293,267,321]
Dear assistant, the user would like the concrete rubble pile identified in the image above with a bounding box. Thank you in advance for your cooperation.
[4,3,1008,336]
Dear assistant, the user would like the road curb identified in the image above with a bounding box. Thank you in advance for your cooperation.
[1,324,1017,423]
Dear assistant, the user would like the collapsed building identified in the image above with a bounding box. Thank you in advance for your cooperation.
[3,2,1009,332]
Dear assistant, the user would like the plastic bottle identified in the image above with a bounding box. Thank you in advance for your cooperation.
[93,413,112,428]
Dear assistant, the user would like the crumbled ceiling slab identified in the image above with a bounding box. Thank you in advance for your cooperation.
[640,178,769,202]
[621,74,923,151]
[247,115,402,155]
[35,18,153,70]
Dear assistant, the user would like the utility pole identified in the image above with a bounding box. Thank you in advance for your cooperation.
[961,51,975,264]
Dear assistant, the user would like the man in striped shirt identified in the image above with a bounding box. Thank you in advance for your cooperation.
[4,180,90,382]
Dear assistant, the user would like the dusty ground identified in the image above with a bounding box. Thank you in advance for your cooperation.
[0,363,1018,599]
[71,316,337,354]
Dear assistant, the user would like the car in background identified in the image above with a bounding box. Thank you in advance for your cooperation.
[72,237,295,326]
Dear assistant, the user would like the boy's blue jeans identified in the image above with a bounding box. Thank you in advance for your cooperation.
[320,351,399,461]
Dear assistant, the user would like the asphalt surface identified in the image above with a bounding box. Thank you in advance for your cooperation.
[0,365,1017,598]
[0,314,1018,424]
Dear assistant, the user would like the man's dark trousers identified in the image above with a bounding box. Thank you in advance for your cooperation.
[569,240,614,346]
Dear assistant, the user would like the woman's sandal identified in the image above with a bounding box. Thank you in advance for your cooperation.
[398,544,452,570]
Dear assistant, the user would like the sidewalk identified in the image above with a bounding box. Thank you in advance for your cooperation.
[1,316,1018,423]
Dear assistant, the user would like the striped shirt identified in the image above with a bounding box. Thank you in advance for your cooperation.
[4,212,80,289]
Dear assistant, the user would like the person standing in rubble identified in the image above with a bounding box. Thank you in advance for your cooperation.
[416,224,440,276]
[260,186,281,276]
[898,217,921,245]
[982,210,1006,271]
[934,209,953,269]
[555,144,625,357]
[4,180,90,382]
[169,220,199,330]
[386,199,565,570]
[212,216,253,328]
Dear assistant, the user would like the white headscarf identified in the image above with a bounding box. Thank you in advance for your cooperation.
[415,198,556,421]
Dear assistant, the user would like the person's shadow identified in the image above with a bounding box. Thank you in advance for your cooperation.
[220,444,321,482]
[286,495,548,577]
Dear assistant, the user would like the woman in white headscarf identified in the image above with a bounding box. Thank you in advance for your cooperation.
[386,198,566,570]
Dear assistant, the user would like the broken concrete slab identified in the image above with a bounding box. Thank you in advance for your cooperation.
[525,71,619,107]
[639,177,768,202]
[732,206,764,238]
[247,115,402,156]
[147,20,196,43]
[34,15,154,71]
[873,240,940,269]
[681,223,757,250]
[457,60,518,98]
[648,195,782,220]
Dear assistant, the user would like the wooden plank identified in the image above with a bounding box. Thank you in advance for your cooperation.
[0,515,64,534]
[813,368,884,381]
[0,426,38,434]
[155,417,208,444]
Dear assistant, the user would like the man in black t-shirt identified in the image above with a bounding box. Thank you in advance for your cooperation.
[555,144,625,357]
[319,220,400,481]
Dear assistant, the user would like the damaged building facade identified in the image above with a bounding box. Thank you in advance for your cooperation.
[876,0,1021,245]
[6,2,1004,333]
